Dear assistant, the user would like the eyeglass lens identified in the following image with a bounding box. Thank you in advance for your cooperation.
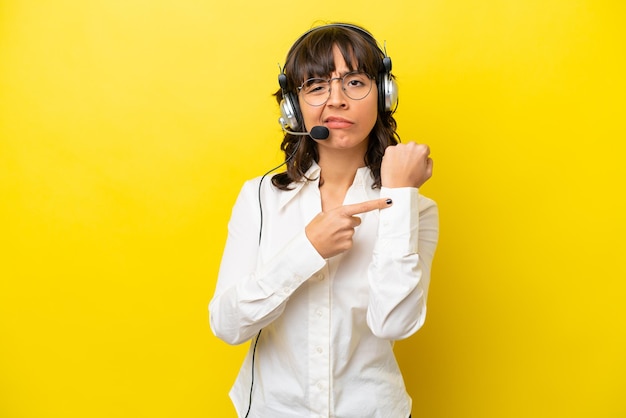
[299,72,373,106]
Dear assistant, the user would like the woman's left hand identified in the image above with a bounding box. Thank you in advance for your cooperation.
[381,142,433,188]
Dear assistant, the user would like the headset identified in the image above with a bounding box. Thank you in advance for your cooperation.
[277,23,398,133]
[246,23,398,418]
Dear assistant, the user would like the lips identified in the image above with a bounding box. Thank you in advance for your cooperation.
[324,116,353,129]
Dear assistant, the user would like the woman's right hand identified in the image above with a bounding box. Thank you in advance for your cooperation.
[305,198,393,259]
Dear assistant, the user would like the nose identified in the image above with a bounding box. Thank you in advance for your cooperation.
[326,77,348,107]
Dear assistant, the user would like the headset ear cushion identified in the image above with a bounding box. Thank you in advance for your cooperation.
[385,75,398,111]
[279,92,300,130]
[377,56,398,112]
[379,72,398,112]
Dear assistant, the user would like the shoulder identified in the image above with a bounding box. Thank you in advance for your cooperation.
[238,173,306,211]
[238,173,289,197]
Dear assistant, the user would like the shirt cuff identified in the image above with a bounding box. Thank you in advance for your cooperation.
[377,187,419,254]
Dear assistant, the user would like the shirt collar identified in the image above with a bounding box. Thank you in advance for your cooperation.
[277,162,321,210]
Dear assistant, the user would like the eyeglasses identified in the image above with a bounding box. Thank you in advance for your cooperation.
[297,71,373,106]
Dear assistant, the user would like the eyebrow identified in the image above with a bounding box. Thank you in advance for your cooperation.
[307,69,360,80]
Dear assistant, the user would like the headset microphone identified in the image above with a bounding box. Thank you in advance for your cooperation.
[280,124,330,140]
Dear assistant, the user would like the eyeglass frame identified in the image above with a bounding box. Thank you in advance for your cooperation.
[296,71,374,107]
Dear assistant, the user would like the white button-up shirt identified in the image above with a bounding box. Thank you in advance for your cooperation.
[210,163,439,418]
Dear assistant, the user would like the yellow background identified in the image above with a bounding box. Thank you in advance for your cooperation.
[1,1,624,417]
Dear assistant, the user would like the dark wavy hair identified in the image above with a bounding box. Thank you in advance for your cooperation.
[272,23,400,190]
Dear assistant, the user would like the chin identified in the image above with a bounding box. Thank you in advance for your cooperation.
[324,134,368,150]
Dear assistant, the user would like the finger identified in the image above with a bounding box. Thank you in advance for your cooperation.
[342,198,393,217]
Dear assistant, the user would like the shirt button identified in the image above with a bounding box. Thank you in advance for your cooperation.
[317,382,324,390]
[316,346,323,353]
[316,309,323,317]
[315,273,325,281]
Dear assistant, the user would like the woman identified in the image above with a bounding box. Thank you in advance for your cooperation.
[209,23,438,418]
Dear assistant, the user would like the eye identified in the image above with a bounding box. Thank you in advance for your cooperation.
[344,72,370,88]
[302,79,328,94]
[346,79,365,87]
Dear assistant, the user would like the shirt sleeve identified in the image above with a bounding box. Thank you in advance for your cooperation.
[366,186,439,340]
[209,179,326,345]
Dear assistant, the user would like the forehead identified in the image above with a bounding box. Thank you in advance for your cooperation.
[321,46,354,76]
[301,44,360,80]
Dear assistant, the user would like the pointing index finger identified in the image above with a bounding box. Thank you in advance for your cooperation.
[342,198,393,217]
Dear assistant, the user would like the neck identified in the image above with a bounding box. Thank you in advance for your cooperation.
[317,149,366,189]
